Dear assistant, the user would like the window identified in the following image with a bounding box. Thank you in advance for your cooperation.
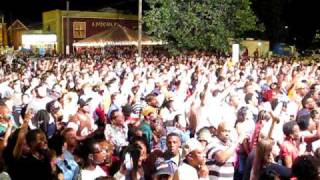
[73,22,86,39]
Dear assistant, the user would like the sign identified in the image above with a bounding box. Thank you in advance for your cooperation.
[66,45,70,55]
[63,17,137,53]
[232,44,239,63]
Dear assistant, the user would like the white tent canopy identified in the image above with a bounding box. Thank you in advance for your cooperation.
[73,26,164,47]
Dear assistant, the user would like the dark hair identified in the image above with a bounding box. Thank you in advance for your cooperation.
[110,109,121,120]
[167,132,181,141]
[301,96,313,109]
[236,106,249,125]
[26,129,45,147]
[310,109,318,119]
[32,110,53,137]
[297,114,311,131]
[130,136,150,154]
[122,104,132,117]
[244,93,254,104]
[76,138,99,167]
[292,155,320,180]
[61,128,75,142]
[145,93,156,103]
[282,121,297,137]
[257,110,270,122]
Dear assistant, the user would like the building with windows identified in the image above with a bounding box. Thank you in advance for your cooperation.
[42,10,138,54]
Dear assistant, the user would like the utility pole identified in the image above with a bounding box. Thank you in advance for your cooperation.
[66,1,70,55]
[138,0,142,61]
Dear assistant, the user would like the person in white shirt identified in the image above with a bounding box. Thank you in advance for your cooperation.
[26,85,52,114]
[80,139,107,180]
[173,138,209,180]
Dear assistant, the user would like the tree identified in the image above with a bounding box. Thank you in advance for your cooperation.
[144,0,263,53]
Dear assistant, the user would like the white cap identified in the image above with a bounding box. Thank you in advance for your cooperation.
[37,86,47,97]
[182,138,203,157]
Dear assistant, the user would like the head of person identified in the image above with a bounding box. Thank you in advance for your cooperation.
[127,137,149,169]
[297,114,315,132]
[244,82,255,94]
[245,93,258,106]
[295,82,307,96]
[236,106,253,124]
[228,95,240,107]
[183,138,205,168]
[32,109,51,135]
[283,121,300,140]
[292,155,320,180]
[82,83,92,95]
[82,138,107,167]
[142,106,157,122]
[162,99,174,110]
[310,109,320,122]
[302,97,316,110]
[26,129,48,153]
[78,98,91,113]
[256,138,274,166]
[257,110,271,122]
[197,127,213,148]
[131,85,140,94]
[122,104,132,118]
[36,86,47,98]
[0,103,10,124]
[146,93,159,108]
[217,121,233,143]
[110,109,125,128]
[152,158,175,180]
[166,133,181,156]
[62,128,78,150]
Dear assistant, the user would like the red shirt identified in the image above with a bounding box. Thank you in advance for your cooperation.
[280,137,299,164]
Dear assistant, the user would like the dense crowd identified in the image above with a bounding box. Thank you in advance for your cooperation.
[0,47,319,180]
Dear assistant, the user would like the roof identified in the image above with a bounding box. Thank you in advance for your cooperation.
[8,19,29,31]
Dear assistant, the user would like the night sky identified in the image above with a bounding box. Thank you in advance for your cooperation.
[0,0,319,50]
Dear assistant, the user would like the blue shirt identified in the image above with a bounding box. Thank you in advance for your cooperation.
[57,150,80,180]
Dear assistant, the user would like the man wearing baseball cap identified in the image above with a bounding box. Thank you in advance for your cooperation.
[173,138,209,180]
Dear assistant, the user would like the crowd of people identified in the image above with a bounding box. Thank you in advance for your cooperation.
[0,47,319,180]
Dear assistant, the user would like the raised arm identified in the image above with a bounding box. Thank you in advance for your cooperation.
[13,111,32,159]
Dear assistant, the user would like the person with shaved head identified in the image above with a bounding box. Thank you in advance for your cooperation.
[206,121,245,180]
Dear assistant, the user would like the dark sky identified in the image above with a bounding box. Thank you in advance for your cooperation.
[0,0,138,24]
[0,0,319,49]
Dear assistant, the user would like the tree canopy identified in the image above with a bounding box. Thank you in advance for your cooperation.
[144,0,264,53]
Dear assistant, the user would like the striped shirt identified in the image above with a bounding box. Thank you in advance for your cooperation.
[206,137,235,180]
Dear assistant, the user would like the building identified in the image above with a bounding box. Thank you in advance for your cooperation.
[241,38,270,58]
[22,30,57,55]
[8,19,29,50]
[42,9,138,54]
[0,16,8,47]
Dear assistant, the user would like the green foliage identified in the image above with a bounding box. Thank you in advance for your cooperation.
[144,0,264,53]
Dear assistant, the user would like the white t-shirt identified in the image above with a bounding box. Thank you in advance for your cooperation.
[81,166,106,180]
[173,162,209,180]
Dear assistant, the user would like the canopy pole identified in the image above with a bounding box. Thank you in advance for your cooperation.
[138,0,142,61]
